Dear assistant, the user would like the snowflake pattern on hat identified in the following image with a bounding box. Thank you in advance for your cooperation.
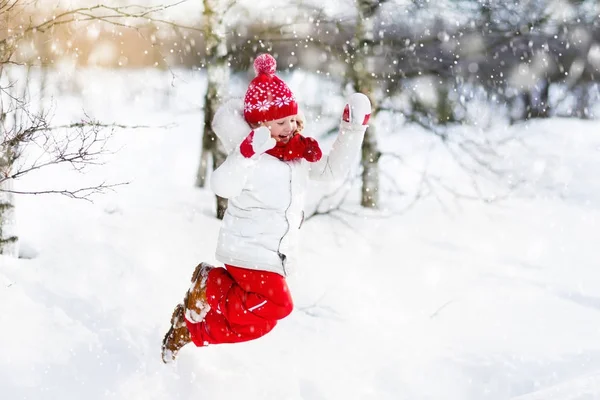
[274,96,293,108]
[256,100,271,112]
[244,54,298,125]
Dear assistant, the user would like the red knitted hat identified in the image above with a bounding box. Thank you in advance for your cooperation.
[243,54,298,125]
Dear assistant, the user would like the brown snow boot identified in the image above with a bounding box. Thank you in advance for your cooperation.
[184,262,214,323]
[161,303,191,363]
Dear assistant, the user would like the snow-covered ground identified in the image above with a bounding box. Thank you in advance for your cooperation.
[1,68,600,400]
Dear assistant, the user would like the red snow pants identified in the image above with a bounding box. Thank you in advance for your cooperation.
[185,264,294,346]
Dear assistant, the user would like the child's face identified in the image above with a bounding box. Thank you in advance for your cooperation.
[263,115,297,144]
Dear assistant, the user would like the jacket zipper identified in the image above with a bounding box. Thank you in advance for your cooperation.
[277,162,293,276]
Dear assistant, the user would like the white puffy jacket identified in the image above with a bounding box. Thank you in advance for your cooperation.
[210,99,367,276]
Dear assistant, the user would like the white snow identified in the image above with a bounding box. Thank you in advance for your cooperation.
[1,67,599,400]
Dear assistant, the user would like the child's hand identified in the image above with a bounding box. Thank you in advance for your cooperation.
[342,93,372,127]
[240,126,276,158]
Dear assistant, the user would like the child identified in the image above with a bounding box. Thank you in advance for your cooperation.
[161,53,371,362]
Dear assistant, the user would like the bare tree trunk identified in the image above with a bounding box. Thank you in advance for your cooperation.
[204,70,229,219]
[573,83,591,119]
[0,129,18,257]
[360,123,380,208]
[436,84,455,124]
[213,145,228,219]
[0,179,18,257]
[195,0,230,219]
[524,91,534,120]
[529,80,550,118]
[196,79,218,188]
[539,80,550,117]
[0,63,20,257]
[353,1,384,209]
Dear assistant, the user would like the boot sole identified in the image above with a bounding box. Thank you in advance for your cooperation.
[185,262,212,309]
[161,303,184,363]
[191,262,211,283]
[183,262,214,324]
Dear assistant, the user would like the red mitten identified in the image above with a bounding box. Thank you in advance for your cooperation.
[239,127,276,158]
[240,131,256,158]
[303,137,322,162]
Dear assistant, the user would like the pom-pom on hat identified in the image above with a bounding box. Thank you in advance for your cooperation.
[243,54,298,125]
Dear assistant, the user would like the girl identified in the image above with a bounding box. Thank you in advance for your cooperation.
[161,53,371,362]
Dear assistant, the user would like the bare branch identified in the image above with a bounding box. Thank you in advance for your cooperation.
[0,85,148,198]
[306,174,356,221]
[430,299,456,319]
[378,102,523,207]
[0,0,202,51]
[0,181,130,201]
[49,121,173,131]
